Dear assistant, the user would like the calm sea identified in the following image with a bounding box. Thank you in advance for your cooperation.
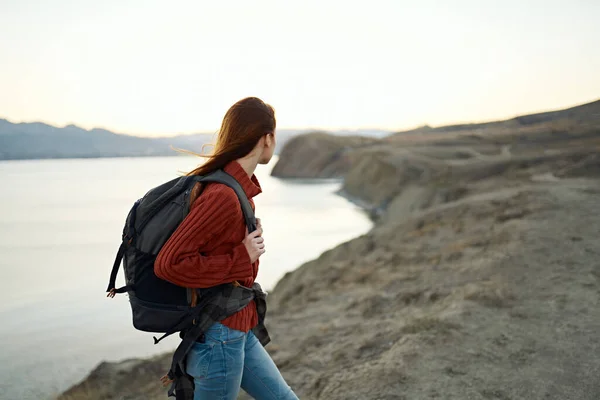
[0,156,371,399]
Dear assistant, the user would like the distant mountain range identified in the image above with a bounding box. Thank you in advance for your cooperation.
[0,119,390,161]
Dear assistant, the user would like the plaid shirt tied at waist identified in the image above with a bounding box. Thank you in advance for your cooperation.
[164,282,270,399]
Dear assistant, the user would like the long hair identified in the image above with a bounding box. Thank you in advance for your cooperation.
[179,97,276,204]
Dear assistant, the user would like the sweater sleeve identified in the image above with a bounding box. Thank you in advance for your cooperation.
[154,187,253,288]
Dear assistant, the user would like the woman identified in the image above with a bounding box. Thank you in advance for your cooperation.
[154,97,299,400]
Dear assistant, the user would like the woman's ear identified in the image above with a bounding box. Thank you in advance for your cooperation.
[265,133,274,148]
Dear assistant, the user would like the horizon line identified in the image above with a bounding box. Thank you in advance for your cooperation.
[1,96,598,138]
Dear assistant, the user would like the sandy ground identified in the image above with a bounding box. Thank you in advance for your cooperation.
[263,178,600,400]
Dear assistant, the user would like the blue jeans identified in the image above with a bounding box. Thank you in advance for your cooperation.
[186,322,299,400]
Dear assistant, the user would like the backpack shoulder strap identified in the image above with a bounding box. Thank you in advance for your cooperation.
[193,170,257,233]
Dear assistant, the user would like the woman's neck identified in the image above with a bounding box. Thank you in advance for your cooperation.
[235,155,259,178]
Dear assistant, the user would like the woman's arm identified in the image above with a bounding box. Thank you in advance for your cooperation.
[154,187,253,288]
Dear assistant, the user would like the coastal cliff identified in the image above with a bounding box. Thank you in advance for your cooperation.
[270,132,379,179]
[60,100,600,400]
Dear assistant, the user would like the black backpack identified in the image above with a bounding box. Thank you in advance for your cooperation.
[106,169,257,337]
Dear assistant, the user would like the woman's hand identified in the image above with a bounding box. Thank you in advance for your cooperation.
[244,219,265,263]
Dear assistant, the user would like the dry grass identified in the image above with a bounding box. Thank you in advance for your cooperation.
[401,317,460,335]
[55,384,99,400]
[462,282,515,308]
[407,220,444,238]
[442,236,489,253]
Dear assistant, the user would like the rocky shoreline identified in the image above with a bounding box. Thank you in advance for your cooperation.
[60,100,600,399]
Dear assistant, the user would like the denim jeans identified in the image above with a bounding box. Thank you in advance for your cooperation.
[186,322,299,400]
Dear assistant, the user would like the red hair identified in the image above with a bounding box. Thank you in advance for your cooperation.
[178,97,276,203]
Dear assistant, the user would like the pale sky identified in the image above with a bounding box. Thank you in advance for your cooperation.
[1,0,599,136]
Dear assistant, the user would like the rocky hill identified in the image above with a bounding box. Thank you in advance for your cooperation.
[269,132,380,178]
[263,131,600,400]
[59,101,600,400]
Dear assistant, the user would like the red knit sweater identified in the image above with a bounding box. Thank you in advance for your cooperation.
[154,161,261,332]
